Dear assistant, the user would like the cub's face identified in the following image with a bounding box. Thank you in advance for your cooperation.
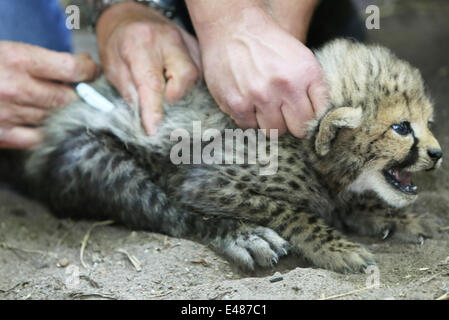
[348,95,442,207]
[313,39,442,208]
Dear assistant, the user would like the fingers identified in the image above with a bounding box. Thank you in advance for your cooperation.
[0,126,42,149]
[0,103,47,125]
[1,77,78,109]
[230,108,258,129]
[308,78,329,119]
[281,96,315,138]
[179,29,203,74]
[218,94,258,129]
[122,42,165,136]
[26,46,100,83]
[163,34,200,102]
[104,59,138,107]
[255,104,287,137]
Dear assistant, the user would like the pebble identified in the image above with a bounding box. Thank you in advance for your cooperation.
[269,272,284,283]
[57,258,69,268]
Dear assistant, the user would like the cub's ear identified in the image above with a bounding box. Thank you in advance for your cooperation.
[315,107,362,156]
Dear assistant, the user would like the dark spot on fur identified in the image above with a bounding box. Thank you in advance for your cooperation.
[403,92,410,105]
[235,182,247,190]
[304,234,316,242]
[271,206,285,216]
[219,196,232,205]
[266,186,286,193]
[273,176,285,183]
[276,222,287,233]
[288,180,300,190]
[217,177,230,186]
[308,216,317,224]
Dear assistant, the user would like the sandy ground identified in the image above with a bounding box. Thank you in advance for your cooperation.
[1,0,448,300]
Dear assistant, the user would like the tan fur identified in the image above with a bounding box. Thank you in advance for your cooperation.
[21,39,442,274]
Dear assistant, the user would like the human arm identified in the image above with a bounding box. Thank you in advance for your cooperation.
[185,0,328,137]
[96,1,201,135]
[0,42,98,149]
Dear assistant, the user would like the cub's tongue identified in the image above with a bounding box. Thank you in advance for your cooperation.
[392,169,411,185]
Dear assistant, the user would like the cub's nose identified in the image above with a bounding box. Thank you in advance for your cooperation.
[427,148,443,161]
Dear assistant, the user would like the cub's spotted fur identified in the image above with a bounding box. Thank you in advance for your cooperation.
[21,39,442,273]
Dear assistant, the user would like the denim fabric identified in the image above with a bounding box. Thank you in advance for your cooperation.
[0,0,72,52]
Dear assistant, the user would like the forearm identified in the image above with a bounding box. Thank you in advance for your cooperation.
[268,0,320,42]
[96,1,167,49]
[185,0,273,46]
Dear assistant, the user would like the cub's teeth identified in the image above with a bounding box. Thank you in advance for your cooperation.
[405,185,418,193]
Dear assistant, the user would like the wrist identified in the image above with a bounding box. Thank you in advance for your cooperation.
[268,0,319,42]
[96,1,166,49]
[187,4,275,48]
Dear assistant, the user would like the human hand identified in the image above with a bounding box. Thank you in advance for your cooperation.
[97,2,201,135]
[0,41,99,149]
[197,8,328,137]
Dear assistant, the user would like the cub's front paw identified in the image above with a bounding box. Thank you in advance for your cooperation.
[303,240,376,274]
[211,225,290,270]
[384,213,434,244]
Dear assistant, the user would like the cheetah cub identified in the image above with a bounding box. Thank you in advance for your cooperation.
[23,39,442,273]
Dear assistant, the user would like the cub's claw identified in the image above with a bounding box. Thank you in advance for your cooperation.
[211,226,290,270]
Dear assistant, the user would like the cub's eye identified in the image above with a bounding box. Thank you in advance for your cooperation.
[392,121,412,135]
[428,120,434,129]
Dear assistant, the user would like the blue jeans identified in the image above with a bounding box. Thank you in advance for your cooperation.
[0,0,72,52]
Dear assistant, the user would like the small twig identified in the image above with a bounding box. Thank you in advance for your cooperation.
[69,291,116,300]
[80,275,101,289]
[191,259,210,267]
[421,271,444,284]
[440,226,449,231]
[319,285,378,300]
[80,220,114,269]
[116,248,142,272]
[0,281,29,293]
[148,290,173,299]
[0,242,57,258]
[209,290,233,300]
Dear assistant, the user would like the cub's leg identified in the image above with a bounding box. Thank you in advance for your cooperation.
[335,194,433,244]
[175,166,372,273]
[26,128,288,269]
[268,209,375,273]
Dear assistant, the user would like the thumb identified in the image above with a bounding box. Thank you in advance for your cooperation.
[0,126,42,149]
[308,79,329,119]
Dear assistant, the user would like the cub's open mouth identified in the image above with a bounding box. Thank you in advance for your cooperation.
[383,168,418,195]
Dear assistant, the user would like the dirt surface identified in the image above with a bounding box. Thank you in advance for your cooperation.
[1,0,449,300]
